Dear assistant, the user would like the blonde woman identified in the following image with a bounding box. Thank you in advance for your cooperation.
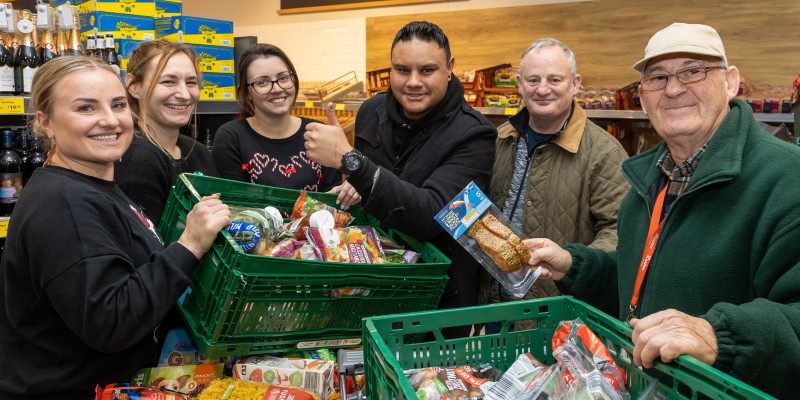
[116,39,218,226]
[0,56,229,398]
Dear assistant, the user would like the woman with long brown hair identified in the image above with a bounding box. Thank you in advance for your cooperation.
[116,39,218,226]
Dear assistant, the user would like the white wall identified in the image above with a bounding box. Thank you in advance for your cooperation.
[235,19,366,83]
[184,0,588,84]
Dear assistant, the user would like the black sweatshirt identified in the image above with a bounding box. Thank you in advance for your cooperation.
[212,116,341,192]
[0,167,199,399]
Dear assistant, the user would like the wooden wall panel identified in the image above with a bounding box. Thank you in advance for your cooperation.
[367,0,800,88]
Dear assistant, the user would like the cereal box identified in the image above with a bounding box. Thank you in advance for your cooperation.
[233,355,334,400]
[131,363,224,396]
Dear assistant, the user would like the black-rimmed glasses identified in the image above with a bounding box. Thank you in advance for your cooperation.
[247,73,295,94]
[640,66,727,91]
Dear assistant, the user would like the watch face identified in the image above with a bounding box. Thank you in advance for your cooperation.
[341,150,362,174]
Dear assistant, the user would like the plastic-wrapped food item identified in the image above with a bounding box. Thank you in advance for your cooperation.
[384,249,420,264]
[552,318,629,400]
[95,383,191,400]
[482,353,546,400]
[435,181,542,298]
[289,190,354,240]
[305,225,386,264]
[227,206,289,253]
[405,364,500,399]
[196,378,319,400]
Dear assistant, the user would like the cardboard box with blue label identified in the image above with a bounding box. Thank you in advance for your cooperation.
[156,16,233,47]
[155,0,181,18]
[201,73,236,101]
[189,44,234,74]
[71,0,156,17]
[115,38,145,70]
[80,12,154,41]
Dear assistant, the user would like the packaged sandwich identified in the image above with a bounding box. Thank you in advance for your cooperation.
[435,181,541,297]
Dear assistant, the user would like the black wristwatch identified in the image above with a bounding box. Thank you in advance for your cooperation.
[339,148,364,175]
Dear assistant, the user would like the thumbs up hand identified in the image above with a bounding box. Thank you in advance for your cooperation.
[304,102,352,169]
[325,102,342,129]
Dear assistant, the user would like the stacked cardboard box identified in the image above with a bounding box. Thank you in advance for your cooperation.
[156,15,235,100]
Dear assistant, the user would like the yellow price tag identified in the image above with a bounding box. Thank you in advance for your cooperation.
[0,219,8,238]
[504,107,517,115]
[0,98,25,115]
[334,103,345,111]
[304,101,314,108]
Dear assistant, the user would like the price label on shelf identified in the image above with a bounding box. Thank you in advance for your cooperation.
[0,218,8,238]
[504,107,517,115]
[0,98,25,114]
[304,101,314,108]
[334,103,345,111]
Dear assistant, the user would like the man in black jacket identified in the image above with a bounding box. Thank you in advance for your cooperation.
[305,21,497,337]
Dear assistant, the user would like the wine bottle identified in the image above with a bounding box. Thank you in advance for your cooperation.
[63,11,82,56]
[85,34,96,58]
[14,10,39,95]
[0,32,13,95]
[204,128,213,150]
[23,133,45,185]
[55,14,67,57]
[103,33,120,75]
[0,128,22,217]
[40,20,56,64]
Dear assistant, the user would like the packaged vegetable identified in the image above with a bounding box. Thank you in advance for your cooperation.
[305,226,386,264]
[289,191,353,240]
[227,206,290,253]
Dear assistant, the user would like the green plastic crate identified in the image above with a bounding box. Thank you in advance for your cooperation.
[159,174,451,357]
[363,296,775,400]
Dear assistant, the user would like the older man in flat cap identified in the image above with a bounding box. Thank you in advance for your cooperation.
[523,23,800,397]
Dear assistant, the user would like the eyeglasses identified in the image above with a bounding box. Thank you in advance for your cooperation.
[247,73,295,94]
[640,66,727,91]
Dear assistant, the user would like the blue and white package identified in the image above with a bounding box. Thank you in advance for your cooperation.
[435,181,541,298]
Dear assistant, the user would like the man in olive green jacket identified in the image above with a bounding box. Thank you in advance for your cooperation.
[480,38,629,331]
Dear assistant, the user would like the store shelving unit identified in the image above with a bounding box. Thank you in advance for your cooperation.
[473,106,795,124]
[0,96,791,125]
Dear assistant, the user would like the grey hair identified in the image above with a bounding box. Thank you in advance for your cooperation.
[521,38,577,77]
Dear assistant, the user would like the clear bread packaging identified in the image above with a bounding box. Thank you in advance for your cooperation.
[435,182,541,298]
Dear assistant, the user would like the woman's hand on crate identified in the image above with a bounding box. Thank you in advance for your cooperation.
[329,180,361,210]
[524,238,572,280]
[178,194,232,259]
[629,309,718,368]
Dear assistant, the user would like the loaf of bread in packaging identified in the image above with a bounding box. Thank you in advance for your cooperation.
[467,214,529,272]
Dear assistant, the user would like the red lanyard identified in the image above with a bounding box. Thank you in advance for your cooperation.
[627,184,668,321]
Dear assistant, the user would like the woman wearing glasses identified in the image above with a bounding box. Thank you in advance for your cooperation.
[116,40,219,227]
[212,43,340,191]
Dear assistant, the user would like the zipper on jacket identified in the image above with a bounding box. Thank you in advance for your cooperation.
[622,168,732,319]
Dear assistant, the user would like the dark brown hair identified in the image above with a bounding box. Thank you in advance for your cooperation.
[236,43,299,118]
